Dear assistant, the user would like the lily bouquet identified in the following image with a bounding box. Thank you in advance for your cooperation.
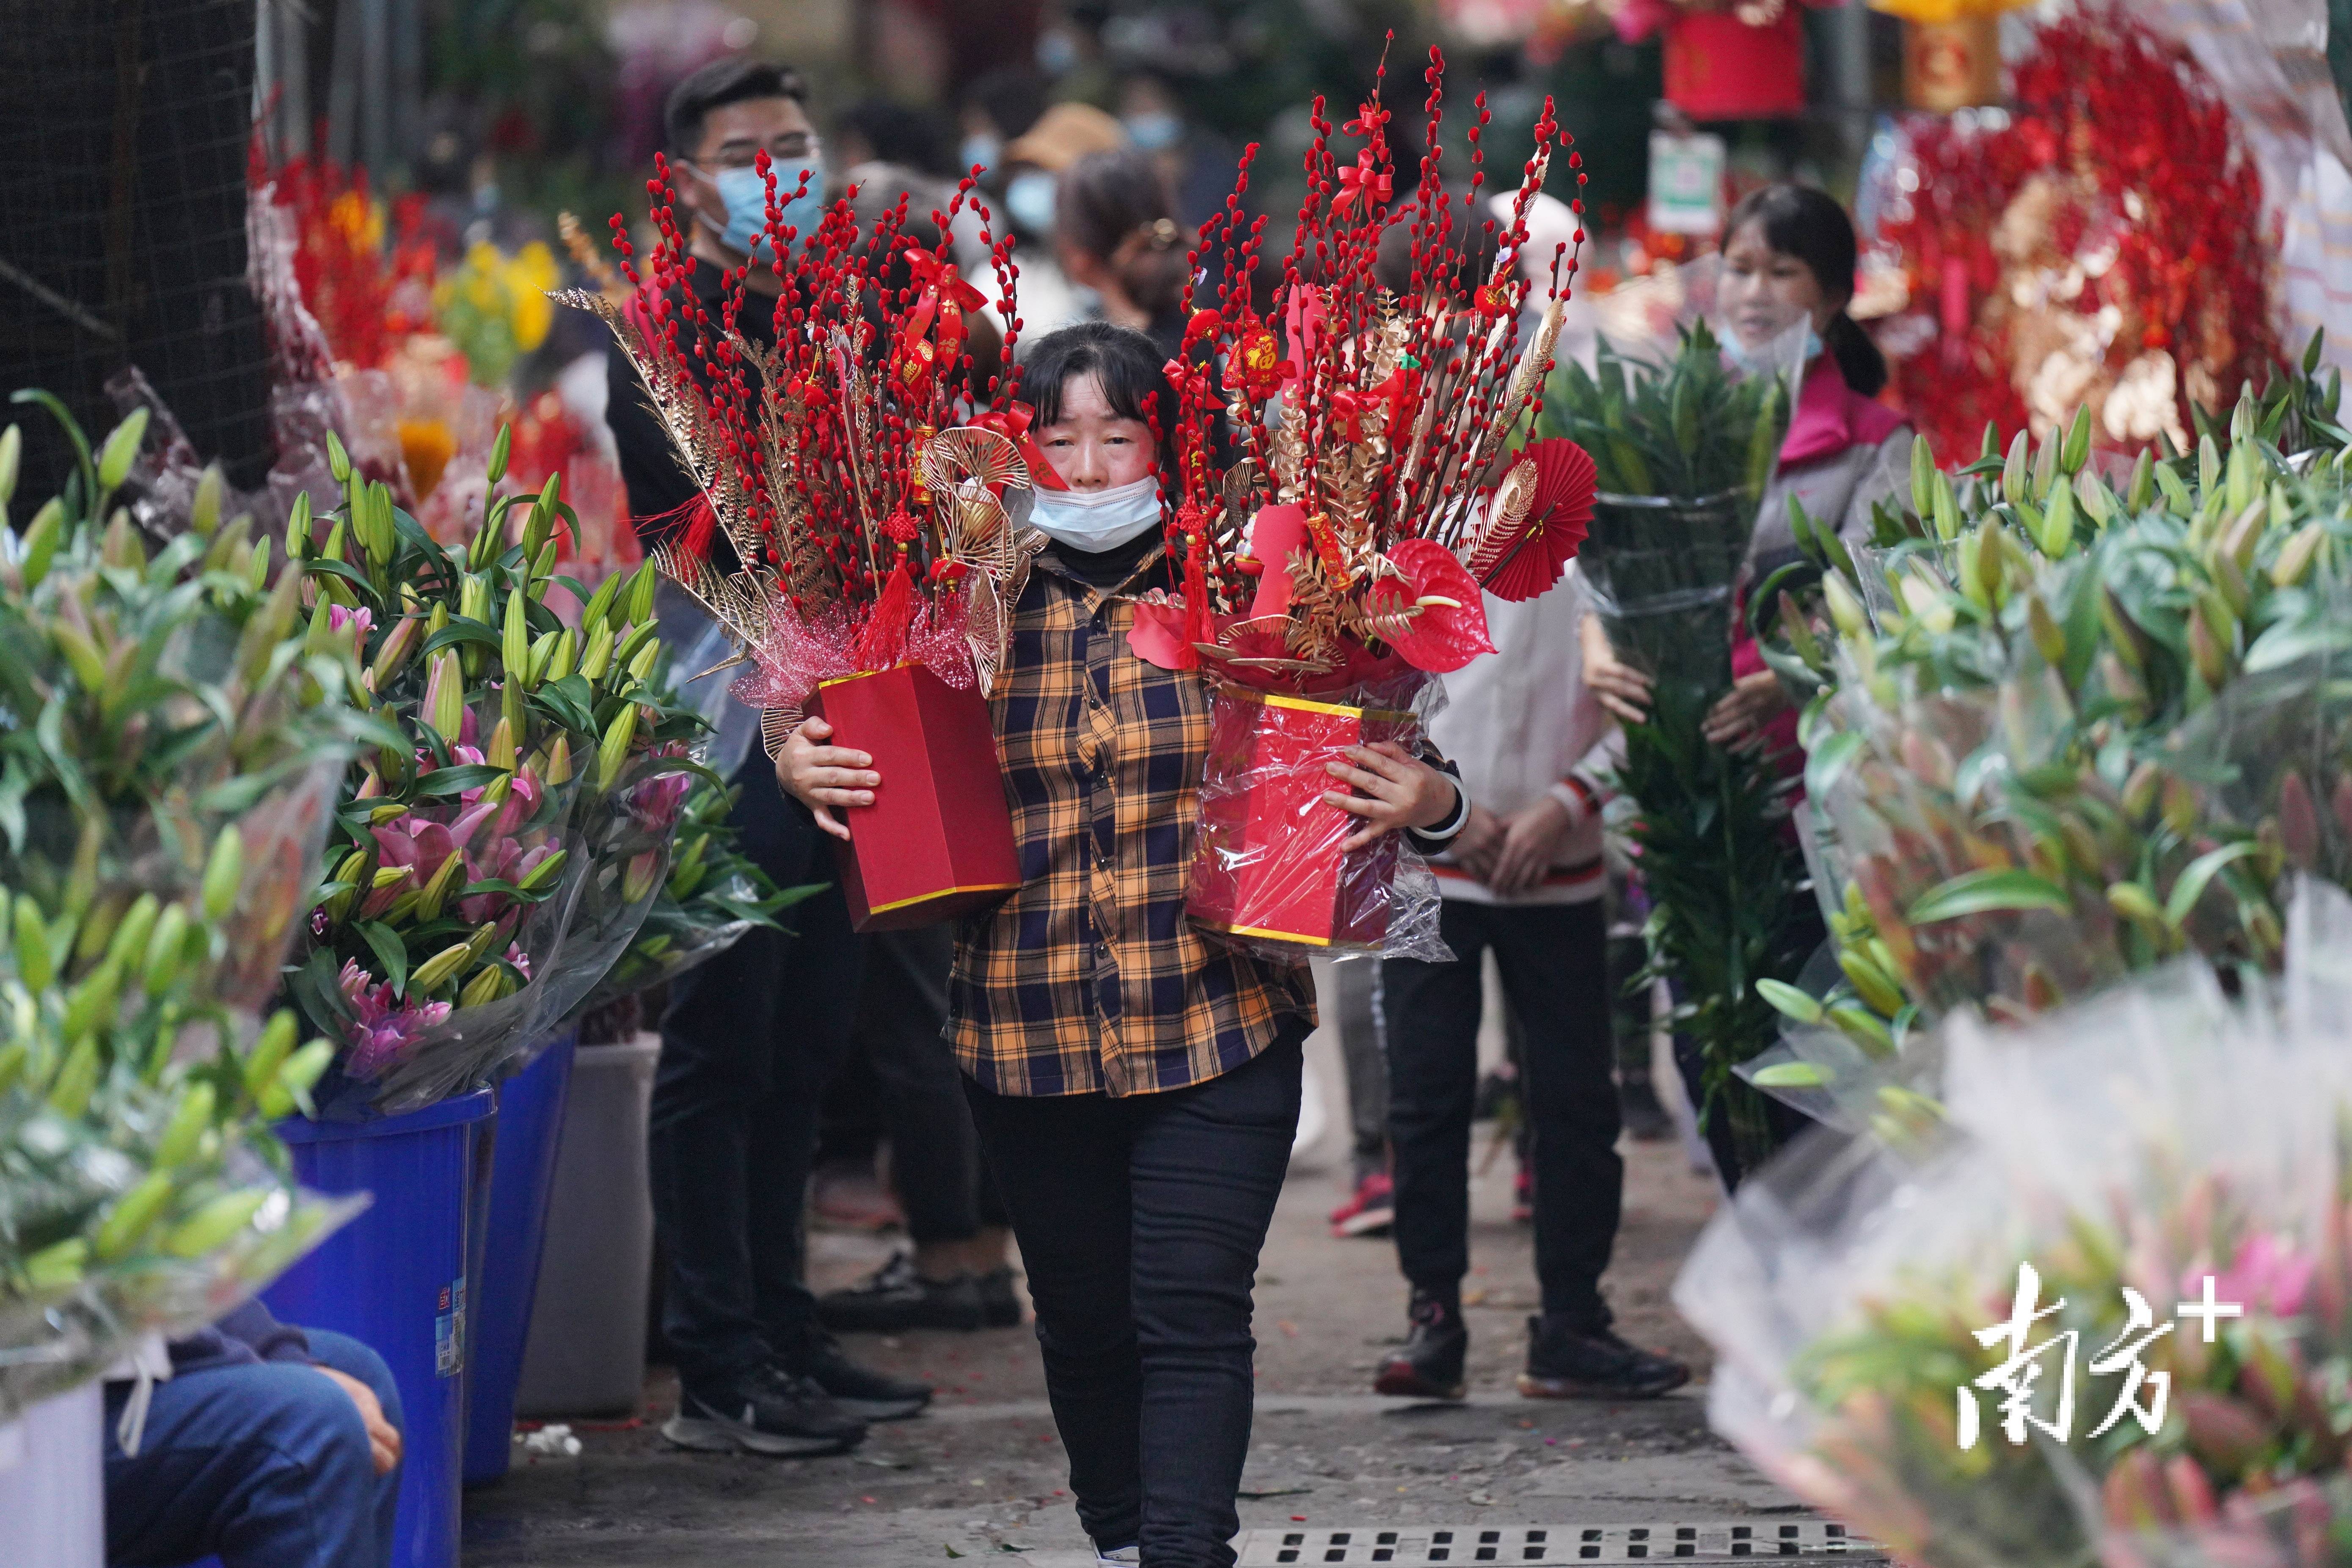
[1138,49,1598,957]
[282,430,698,1113]
[1522,327,1806,1172]
[1749,347,2352,1131]
[1679,879,2352,1568]
[0,403,362,1415]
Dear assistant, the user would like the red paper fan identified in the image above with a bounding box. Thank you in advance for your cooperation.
[1377,539,1496,674]
[1469,438,1596,602]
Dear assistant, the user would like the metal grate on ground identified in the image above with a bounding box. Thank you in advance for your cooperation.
[1237,1519,1879,1566]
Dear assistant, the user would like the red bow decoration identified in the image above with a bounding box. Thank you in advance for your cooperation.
[1343,99,1390,138]
[1335,150,1392,214]
[1165,355,1215,405]
[892,249,989,398]
[969,401,1071,492]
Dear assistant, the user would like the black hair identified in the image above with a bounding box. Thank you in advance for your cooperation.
[1057,150,1190,325]
[663,58,808,159]
[1021,320,1173,436]
[1723,183,1887,398]
[837,98,959,180]
[964,68,1050,143]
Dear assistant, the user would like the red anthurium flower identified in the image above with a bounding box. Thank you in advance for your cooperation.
[1374,539,1496,673]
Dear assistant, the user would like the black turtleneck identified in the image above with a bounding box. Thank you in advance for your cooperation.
[1045,526,1170,592]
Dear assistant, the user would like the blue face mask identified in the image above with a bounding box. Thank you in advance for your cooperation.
[706,159,824,262]
[958,132,1001,177]
[1004,171,1057,237]
[1123,112,1182,152]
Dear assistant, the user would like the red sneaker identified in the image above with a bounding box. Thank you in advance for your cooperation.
[1328,1172,1396,1238]
[1511,1168,1533,1224]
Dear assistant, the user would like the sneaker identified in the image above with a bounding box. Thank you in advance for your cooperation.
[1328,1171,1395,1238]
[817,1252,985,1332]
[1372,1290,1468,1400]
[975,1265,1025,1328]
[796,1330,934,1421]
[662,1363,867,1456]
[1511,1167,1533,1224]
[1094,1546,1141,1565]
[1517,1315,1691,1400]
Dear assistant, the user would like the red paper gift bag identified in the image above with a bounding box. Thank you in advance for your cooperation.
[805,664,1022,931]
[1186,688,1418,953]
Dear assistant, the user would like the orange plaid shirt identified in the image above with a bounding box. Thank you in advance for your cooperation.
[948,543,1317,1097]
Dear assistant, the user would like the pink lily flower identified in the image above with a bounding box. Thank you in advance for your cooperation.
[2192,1232,2316,1322]
[337,957,455,1077]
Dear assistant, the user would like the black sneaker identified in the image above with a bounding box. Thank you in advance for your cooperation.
[796,1330,934,1421]
[1372,1290,1467,1400]
[817,1252,985,1332]
[662,1364,867,1456]
[975,1266,1025,1328]
[1518,1315,1691,1400]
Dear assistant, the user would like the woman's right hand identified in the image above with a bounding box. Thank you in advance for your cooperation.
[1579,612,1653,726]
[776,716,880,842]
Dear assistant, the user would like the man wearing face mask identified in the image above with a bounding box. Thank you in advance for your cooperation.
[603,55,934,1461]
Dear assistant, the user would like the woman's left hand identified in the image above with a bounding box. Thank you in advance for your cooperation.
[1324,741,1462,853]
[1701,670,1791,748]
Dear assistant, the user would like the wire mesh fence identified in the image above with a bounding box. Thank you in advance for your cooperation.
[0,0,275,496]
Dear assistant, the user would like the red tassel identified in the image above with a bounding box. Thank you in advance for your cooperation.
[854,556,917,671]
[682,496,718,563]
[1179,535,1210,668]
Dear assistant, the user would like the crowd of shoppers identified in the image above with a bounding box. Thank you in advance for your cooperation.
[98,43,1895,1568]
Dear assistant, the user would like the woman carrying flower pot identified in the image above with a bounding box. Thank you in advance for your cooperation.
[1581,184,1911,1187]
[777,321,1467,1568]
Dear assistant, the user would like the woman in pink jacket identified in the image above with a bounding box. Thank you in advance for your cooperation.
[1581,184,1910,1186]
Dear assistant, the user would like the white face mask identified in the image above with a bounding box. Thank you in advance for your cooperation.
[1030,475,1163,553]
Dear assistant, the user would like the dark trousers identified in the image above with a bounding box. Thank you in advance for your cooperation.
[965,1027,1305,1568]
[860,924,1008,1244]
[105,1328,402,1568]
[650,759,863,1388]
[1382,899,1620,1330]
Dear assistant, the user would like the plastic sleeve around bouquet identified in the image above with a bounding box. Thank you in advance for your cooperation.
[1184,678,1452,964]
[579,868,775,1011]
[1578,488,1755,704]
[1804,631,2143,1024]
[292,763,592,1119]
[0,1084,363,1421]
[488,748,696,1078]
[1675,890,2352,1568]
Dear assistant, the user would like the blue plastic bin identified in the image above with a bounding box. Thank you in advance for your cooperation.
[264,1089,496,1568]
[462,1030,580,1485]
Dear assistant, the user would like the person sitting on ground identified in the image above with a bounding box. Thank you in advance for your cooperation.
[104,1300,402,1568]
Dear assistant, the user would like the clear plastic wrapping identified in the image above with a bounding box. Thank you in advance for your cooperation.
[1677,880,2352,1568]
[1186,675,1452,964]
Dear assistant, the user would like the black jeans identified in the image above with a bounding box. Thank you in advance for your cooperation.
[1382,900,1620,1330]
[650,759,864,1389]
[859,924,1008,1244]
[965,1026,1305,1568]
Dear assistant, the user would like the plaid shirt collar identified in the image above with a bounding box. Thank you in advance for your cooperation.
[947,532,1314,1097]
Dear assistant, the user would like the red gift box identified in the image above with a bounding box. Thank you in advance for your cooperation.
[804,663,1022,931]
[1186,688,1418,953]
